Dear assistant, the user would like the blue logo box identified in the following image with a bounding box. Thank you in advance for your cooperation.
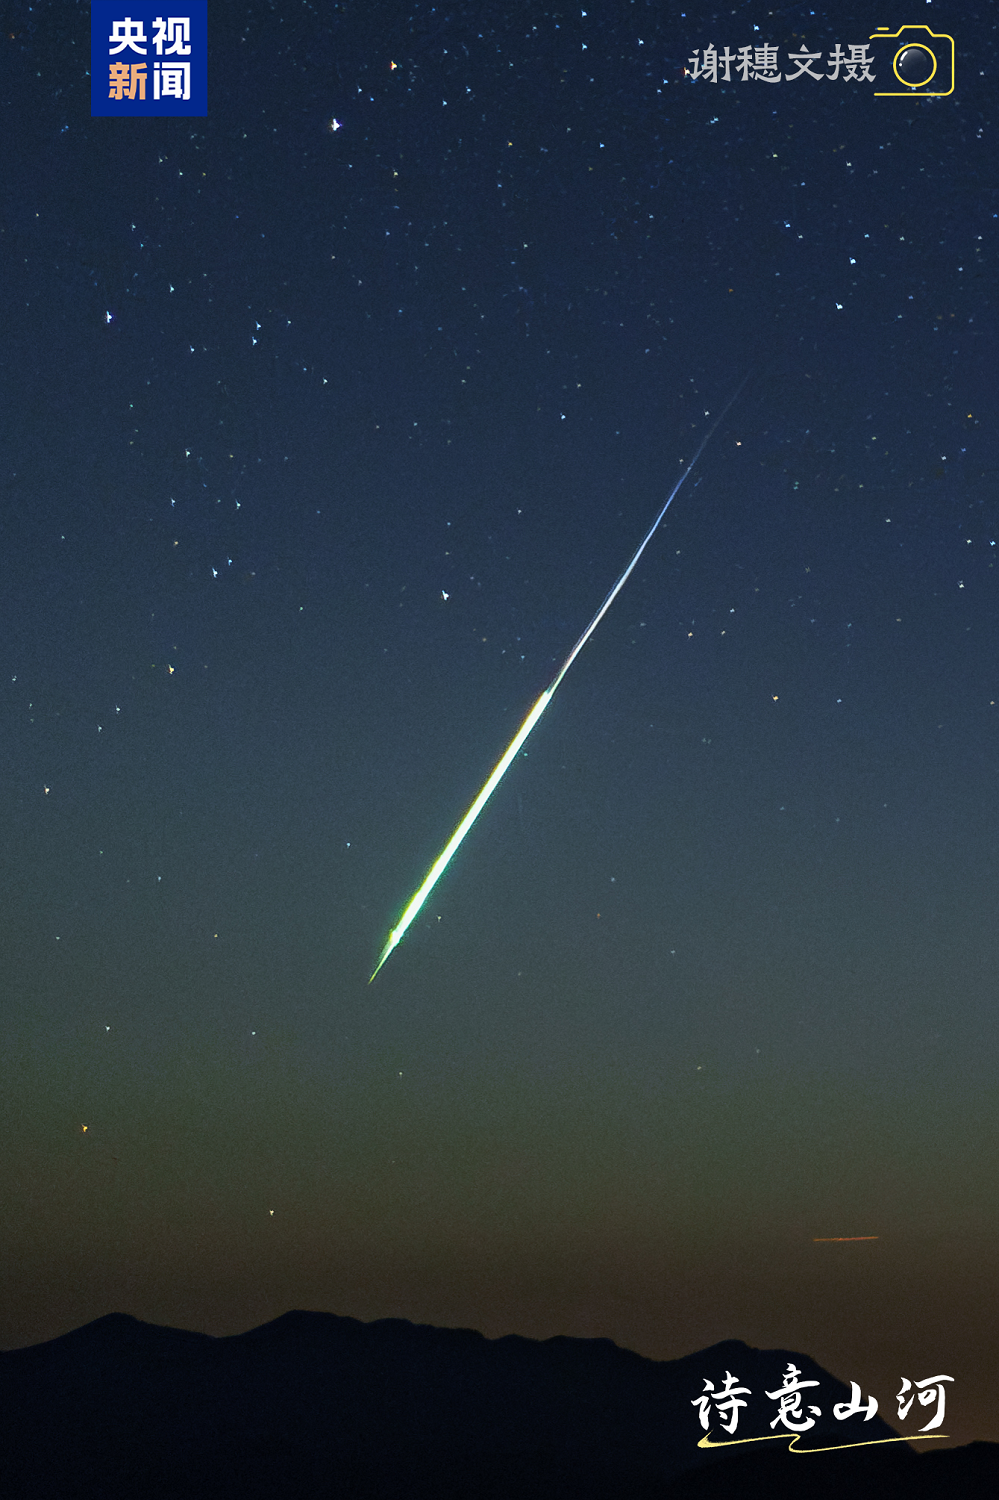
[91,2,207,116]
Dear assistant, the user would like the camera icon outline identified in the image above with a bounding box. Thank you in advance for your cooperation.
[869,25,955,97]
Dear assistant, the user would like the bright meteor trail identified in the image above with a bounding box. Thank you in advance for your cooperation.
[370,379,748,981]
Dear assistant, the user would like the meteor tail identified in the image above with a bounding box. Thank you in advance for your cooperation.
[369,929,400,984]
[369,377,748,979]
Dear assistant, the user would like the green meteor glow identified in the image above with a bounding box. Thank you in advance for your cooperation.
[368,689,552,981]
[369,379,747,981]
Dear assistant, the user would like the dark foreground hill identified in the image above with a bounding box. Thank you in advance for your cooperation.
[0,1310,993,1499]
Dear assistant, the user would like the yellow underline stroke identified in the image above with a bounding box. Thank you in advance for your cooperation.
[698,1430,947,1453]
[813,1236,879,1241]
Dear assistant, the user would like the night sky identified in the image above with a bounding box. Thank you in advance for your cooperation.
[3,0,997,1452]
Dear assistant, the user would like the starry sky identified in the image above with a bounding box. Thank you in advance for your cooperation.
[2,0,997,1452]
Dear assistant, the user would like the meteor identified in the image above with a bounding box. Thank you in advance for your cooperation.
[370,378,748,981]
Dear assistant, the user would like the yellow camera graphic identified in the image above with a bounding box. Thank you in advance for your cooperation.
[870,25,955,96]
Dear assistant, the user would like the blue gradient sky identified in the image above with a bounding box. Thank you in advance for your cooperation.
[2,0,996,1450]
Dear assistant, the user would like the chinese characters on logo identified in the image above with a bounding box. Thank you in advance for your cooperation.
[693,1363,953,1445]
[765,1364,826,1432]
[91,4,207,117]
[687,26,955,97]
[108,15,192,102]
[897,1374,953,1432]
[691,1371,751,1435]
[686,45,875,84]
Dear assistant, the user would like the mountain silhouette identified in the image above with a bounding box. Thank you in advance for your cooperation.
[0,1311,993,1498]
